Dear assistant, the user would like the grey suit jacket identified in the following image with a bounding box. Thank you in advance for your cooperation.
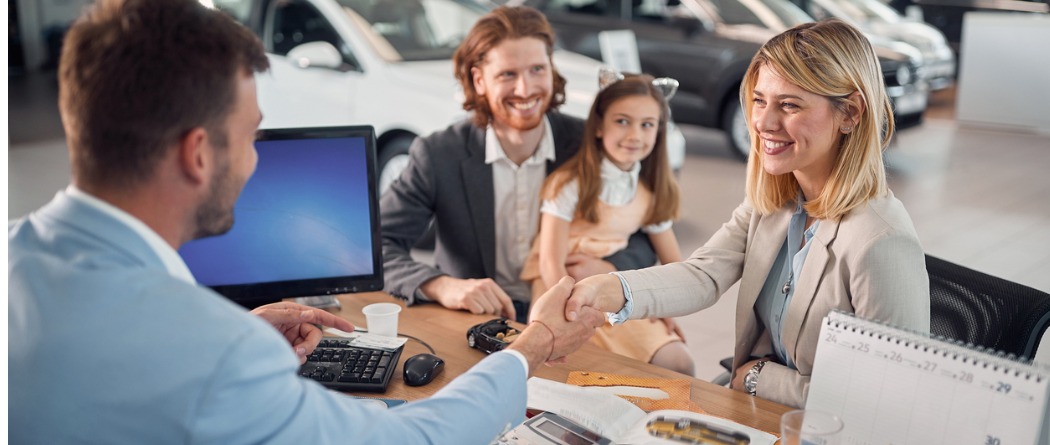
[381,112,656,304]
[618,192,930,408]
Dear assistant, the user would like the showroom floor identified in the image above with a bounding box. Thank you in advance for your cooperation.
[9,73,1050,380]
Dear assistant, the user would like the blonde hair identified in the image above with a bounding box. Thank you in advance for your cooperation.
[741,19,894,219]
[544,74,679,225]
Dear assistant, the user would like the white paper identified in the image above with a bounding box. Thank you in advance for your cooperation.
[323,328,408,351]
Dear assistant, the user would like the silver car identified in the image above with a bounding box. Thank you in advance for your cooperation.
[801,0,955,90]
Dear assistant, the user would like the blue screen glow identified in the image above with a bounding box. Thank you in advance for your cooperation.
[178,136,374,286]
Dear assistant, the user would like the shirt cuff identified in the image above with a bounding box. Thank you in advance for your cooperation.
[606,272,634,325]
[500,349,530,376]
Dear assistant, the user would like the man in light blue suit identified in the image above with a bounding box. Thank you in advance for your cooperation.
[8,0,603,443]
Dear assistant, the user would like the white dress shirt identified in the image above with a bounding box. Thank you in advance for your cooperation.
[485,116,556,303]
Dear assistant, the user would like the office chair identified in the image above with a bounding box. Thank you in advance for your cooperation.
[925,254,1050,360]
[710,254,1050,385]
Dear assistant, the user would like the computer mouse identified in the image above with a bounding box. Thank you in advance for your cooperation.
[403,353,445,387]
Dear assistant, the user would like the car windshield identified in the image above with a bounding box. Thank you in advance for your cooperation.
[337,0,488,61]
[709,0,813,30]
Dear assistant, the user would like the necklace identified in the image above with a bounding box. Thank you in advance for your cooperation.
[782,271,792,294]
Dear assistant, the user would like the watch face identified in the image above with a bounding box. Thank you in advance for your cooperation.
[744,371,758,393]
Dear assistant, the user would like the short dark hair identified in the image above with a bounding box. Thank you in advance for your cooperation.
[452,6,566,128]
[59,0,269,188]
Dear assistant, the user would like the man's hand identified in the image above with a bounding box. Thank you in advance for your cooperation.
[251,302,356,364]
[420,276,516,320]
[510,277,605,371]
[564,253,616,281]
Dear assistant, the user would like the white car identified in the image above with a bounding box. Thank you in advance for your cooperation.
[802,0,955,90]
[209,0,685,194]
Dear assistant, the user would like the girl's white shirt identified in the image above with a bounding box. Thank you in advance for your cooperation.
[540,158,671,234]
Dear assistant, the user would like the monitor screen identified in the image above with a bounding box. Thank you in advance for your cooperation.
[178,125,383,308]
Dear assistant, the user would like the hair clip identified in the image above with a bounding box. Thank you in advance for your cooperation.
[598,67,679,101]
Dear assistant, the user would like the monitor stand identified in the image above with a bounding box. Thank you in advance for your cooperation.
[294,295,342,309]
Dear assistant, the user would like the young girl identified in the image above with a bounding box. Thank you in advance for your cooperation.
[521,74,694,375]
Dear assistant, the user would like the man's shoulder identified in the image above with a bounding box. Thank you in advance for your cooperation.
[548,111,585,129]
[422,118,481,144]
[547,112,585,155]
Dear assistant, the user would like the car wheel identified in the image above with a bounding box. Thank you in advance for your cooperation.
[377,135,414,196]
[722,98,751,162]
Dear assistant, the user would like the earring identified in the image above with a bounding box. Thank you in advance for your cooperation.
[841,126,853,134]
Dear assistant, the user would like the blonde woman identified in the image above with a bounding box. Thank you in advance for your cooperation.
[563,19,930,408]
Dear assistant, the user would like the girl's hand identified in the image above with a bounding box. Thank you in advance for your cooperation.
[564,253,615,280]
[655,317,685,342]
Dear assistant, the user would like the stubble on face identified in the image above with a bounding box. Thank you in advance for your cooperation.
[193,74,261,240]
[474,38,554,133]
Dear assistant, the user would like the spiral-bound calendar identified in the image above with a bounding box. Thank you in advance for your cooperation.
[806,311,1049,445]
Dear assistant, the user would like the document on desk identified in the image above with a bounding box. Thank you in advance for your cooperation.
[322,328,408,351]
[526,377,777,444]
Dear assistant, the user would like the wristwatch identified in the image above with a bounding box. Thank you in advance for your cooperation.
[743,360,768,396]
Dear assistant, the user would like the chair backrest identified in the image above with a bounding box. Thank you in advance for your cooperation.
[926,254,1050,360]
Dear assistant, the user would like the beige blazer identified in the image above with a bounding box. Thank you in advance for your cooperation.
[618,192,930,408]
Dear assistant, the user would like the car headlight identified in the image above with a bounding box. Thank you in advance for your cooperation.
[896,66,912,86]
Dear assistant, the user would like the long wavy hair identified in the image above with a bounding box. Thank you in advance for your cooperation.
[543,74,679,225]
[741,19,893,219]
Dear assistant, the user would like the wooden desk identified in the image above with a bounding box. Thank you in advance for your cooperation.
[325,292,792,435]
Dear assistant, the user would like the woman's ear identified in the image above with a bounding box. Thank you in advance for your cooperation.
[842,91,865,130]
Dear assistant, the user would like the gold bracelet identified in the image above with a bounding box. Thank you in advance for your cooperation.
[529,320,556,362]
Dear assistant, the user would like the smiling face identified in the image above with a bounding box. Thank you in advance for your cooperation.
[752,66,850,196]
[471,37,553,133]
[597,94,661,171]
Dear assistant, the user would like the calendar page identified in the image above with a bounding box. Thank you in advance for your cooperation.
[806,312,1049,445]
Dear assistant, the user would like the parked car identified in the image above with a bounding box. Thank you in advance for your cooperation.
[512,0,928,160]
[208,0,685,194]
[796,0,955,90]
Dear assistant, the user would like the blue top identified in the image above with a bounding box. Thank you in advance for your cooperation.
[755,199,820,369]
[9,191,528,444]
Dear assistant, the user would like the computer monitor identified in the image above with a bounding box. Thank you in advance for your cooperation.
[178,125,383,309]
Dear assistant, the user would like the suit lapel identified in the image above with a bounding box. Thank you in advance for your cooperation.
[783,215,841,360]
[736,207,792,345]
[460,127,497,278]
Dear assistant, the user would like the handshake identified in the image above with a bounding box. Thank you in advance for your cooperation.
[506,275,627,373]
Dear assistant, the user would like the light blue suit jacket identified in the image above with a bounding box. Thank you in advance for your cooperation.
[9,191,526,444]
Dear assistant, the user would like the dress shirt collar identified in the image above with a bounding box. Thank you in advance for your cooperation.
[600,157,641,187]
[597,157,642,206]
[484,115,555,166]
[65,185,197,284]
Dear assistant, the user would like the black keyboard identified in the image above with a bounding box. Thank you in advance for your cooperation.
[298,338,404,393]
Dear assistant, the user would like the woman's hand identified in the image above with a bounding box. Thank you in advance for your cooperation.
[731,359,764,392]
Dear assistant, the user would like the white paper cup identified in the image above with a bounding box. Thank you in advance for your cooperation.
[780,409,843,445]
[362,303,401,338]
